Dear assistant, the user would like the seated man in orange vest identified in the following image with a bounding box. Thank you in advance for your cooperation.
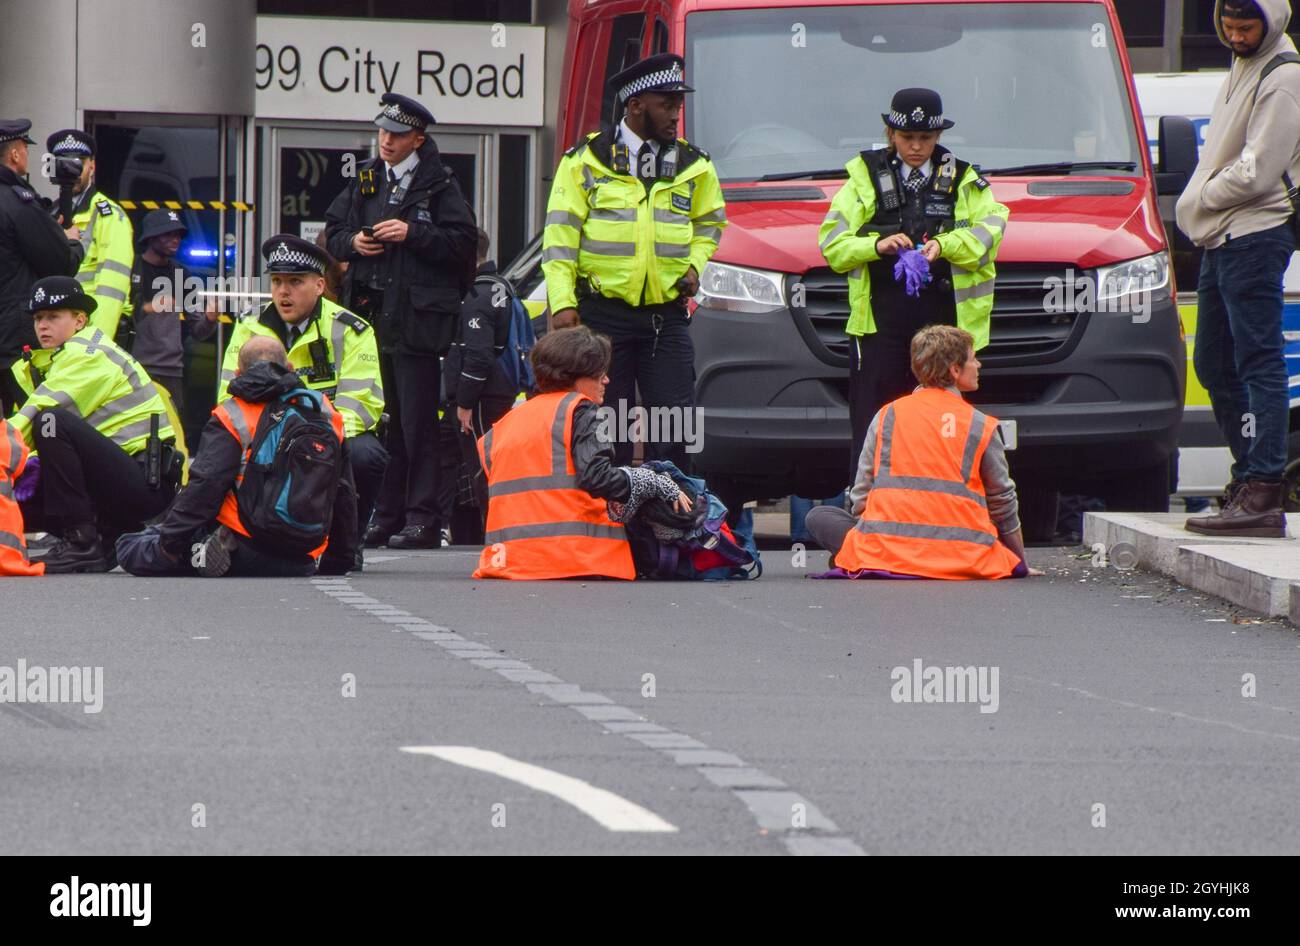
[117,335,358,577]
[807,324,1036,580]
[473,326,691,580]
[0,417,43,576]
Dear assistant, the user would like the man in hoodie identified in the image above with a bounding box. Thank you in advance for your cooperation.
[1176,0,1300,537]
[115,336,358,577]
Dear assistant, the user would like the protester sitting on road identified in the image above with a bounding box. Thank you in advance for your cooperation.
[0,415,43,576]
[116,336,358,578]
[806,324,1036,579]
[472,326,691,580]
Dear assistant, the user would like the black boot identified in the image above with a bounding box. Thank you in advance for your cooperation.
[41,524,111,574]
[1186,481,1287,538]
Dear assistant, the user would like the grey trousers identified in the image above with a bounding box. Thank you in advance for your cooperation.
[805,504,857,555]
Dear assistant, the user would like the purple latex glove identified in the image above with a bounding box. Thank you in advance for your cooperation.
[12,455,39,503]
[893,248,932,298]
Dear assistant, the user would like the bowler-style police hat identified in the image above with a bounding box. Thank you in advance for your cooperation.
[261,234,329,275]
[882,88,955,132]
[138,208,188,244]
[47,128,96,157]
[0,118,36,146]
[609,54,695,104]
[27,276,97,315]
[374,93,434,133]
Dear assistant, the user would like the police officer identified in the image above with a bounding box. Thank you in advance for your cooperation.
[47,129,134,343]
[0,119,81,415]
[819,89,1008,484]
[219,235,387,541]
[325,93,477,549]
[543,54,726,471]
[8,275,180,572]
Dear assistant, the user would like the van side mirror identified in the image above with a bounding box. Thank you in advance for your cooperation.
[1156,115,1198,195]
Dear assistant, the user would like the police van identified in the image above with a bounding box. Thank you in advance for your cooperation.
[507,0,1199,539]
[1135,71,1300,506]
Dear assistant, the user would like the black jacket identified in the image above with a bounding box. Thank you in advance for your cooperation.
[0,166,80,361]
[444,262,518,410]
[324,138,477,356]
[157,362,359,572]
[572,401,631,503]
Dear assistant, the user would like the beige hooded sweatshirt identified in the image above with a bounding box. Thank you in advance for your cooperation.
[1174,0,1300,249]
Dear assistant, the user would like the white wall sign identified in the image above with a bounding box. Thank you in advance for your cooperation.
[255,17,545,127]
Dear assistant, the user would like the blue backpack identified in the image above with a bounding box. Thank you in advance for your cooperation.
[476,274,536,395]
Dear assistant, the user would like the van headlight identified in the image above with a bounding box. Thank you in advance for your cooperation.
[696,262,786,313]
[1096,251,1170,306]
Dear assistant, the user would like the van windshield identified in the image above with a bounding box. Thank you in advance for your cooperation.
[684,2,1143,182]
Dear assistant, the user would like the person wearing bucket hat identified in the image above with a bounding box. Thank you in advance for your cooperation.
[6,275,182,572]
[127,208,216,417]
[46,129,135,344]
[819,87,1009,487]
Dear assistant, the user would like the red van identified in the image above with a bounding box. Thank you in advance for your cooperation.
[508,0,1189,538]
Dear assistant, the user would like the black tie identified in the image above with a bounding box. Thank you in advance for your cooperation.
[905,166,926,194]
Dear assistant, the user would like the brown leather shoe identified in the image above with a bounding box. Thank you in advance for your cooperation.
[1186,480,1287,538]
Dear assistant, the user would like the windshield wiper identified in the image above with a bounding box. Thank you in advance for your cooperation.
[753,168,850,182]
[978,160,1138,176]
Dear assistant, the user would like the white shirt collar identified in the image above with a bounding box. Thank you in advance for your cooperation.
[896,157,931,181]
[386,151,420,180]
[618,118,659,157]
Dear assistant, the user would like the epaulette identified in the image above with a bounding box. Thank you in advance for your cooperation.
[11,185,35,202]
[335,309,371,334]
[237,306,260,322]
[96,199,112,218]
[972,173,990,191]
[564,131,600,158]
[678,138,710,162]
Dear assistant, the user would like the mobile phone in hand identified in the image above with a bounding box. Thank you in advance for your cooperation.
[361,226,375,238]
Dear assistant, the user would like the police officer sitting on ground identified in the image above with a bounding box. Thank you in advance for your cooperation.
[9,276,181,573]
[47,129,134,342]
[325,92,478,550]
[127,208,218,416]
[219,235,386,549]
[117,336,359,578]
[541,53,727,472]
[0,118,82,414]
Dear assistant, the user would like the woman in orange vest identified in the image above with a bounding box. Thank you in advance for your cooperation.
[807,324,1038,580]
[474,326,691,580]
[0,418,43,575]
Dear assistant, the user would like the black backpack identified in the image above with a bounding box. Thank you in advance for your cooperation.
[236,388,343,557]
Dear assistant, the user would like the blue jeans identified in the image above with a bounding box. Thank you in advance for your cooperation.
[1194,222,1293,481]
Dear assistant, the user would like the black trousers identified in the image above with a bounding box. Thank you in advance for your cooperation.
[437,393,515,545]
[0,362,28,416]
[847,275,957,483]
[579,295,696,470]
[20,408,173,535]
[347,431,388,533]
[372,350,442,530]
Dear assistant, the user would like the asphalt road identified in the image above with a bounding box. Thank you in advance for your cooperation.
[4,543,1299,855]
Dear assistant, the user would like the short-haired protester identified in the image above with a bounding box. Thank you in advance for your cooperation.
[473,326,691,580]
[806,325,1037,579]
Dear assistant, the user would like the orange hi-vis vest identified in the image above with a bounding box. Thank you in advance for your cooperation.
[473,390,635,580]
[0,419,42,576]
[212,391,345,558]
[835,387,1022,580]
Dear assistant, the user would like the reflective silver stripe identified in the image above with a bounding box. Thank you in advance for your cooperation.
[99,259,133,277]
[19,387,78,423]
[980,214,1005,232]
[334,395,377,427]
[853,518,996,546]
[653,208,685,225]
[219,399,253,476]
[337,377,382,400]
[485,521,626,543]
[961,411,987,483]
[581,165,597,192]
[3,421,23,474]
[552,393,578,475]
[878,405,896,474]
[695,226,723,243]
[489,473,579,498]
[75,269,94,284]
[873,474,987,507]
[654,242,692,259]
[0,480,12,500]
[953,280,995,304]
[545,210,585,229]
[331,316,348,381]
[542,245,579,263]
[695,209,726,225]
[96,285,128,302]
[820,212,850,249]
[590,207,637,223]
[482,428,494,474]
[579,238,637,257]
[970,225,996,251]
[107,415,155,449]
[85,384,157,429]
[487,392,579,497]
[219,366,236,385]
[0,529,31,560]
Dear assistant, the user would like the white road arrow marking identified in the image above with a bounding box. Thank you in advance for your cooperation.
[400,745,678,833]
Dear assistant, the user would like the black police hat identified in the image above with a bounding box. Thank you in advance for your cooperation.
[375,93,434,133]
[138,208,188,244]
[262,234,329,275]
[882,88,955,132]
[0,118,36,146]
[28,275,97,315]
[609,54,695,105]
[47,128,96,157]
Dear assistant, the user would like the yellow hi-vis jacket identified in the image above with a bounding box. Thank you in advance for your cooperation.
[72,189,135,341]
[541,130,727,312]
[819,152,1008,350]
[8,326,177,455]
[218,297,384,439]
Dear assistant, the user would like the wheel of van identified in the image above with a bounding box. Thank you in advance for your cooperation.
[1017,485,1060,544]
[1283,431,1300,513]
[1102,459,1171,513]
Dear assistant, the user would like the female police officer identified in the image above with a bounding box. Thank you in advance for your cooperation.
[7,275,179,572]
[819,89,1008,485]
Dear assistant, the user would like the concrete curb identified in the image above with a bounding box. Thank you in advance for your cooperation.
[1083,512,1297,623]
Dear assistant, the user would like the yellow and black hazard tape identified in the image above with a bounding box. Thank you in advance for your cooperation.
[118,199,255,212]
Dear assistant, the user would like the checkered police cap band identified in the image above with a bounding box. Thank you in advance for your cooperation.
[266,242,325,274]
[52,134,92,155]
[889,107,945,129]
[383,102,425,128]
[618,62,686,103]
